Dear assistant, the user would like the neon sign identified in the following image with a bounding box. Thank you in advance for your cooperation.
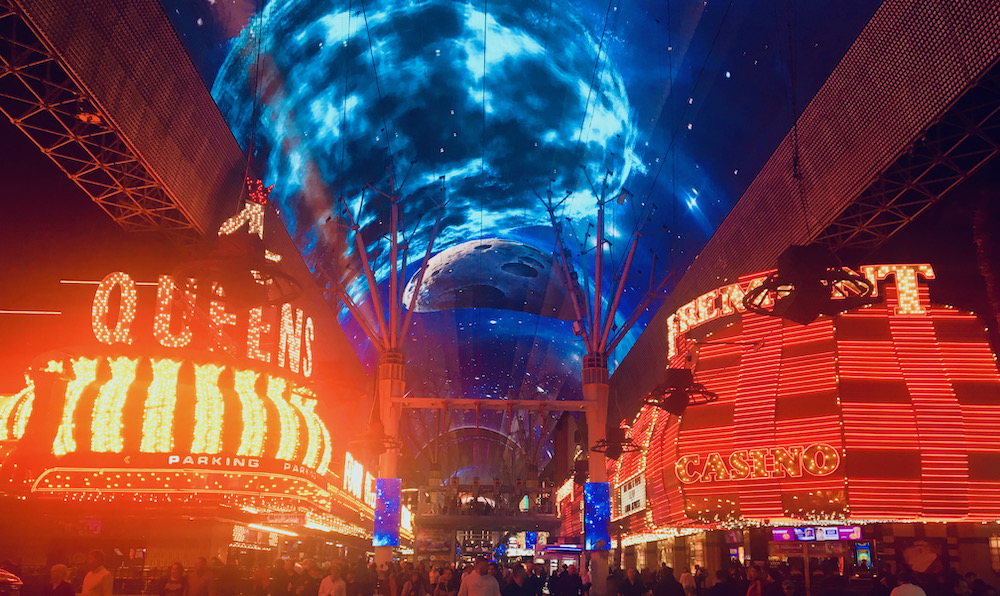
[88,195,317,376]
[666,264,936,357]
[343,451,377,508]
[168,454,261,468]
[40,354,331,477]
[673,443,840,484]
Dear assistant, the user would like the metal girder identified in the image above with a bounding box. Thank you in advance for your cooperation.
[0,1,199,236]
[392,396,591,412]
[414,513,561,531]
[816,62,1000,255]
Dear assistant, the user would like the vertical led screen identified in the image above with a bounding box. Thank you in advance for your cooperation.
[584,482,611,551]
[373,478,402,547]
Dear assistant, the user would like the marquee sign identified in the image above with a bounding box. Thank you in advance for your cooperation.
[605,262,1000,533]
[89,193,317,377]
[90,272,315,377]
[343,451,378,509]
[665,264,935,357]
[617,474,645,518]
[673,444,840,484]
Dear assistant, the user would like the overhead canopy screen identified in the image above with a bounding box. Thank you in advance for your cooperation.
[160,0,880,478]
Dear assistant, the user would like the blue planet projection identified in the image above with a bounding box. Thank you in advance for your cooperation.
[402,238,580,320]
[209,0,641,477]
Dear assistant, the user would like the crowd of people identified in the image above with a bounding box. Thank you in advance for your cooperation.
[137,556,1000,596]
[4,553,999,596]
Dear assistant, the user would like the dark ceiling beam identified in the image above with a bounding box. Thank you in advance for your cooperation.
[815,64,1000,258]
[0,0,368,397]
[611,0,1000,413]
[392,397,592,412]
[0,0,199,235]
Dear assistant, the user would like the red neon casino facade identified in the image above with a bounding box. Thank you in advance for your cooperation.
[595,263,1000,576]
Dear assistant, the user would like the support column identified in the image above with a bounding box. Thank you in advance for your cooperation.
[377,350,405,478]
[583,354,609,596]
[376,350,405,569]
[582,354,609,483]
[526,464,539,513]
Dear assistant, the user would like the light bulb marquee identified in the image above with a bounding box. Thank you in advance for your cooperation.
[2,181,375,538]
[604,263,1000,542]
[88,195,315,377]
[665,263,935,358]
[0,375,35,441]
[8,352,343,512]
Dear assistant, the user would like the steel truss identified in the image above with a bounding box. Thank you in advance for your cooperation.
[0,1,198,235]
[816,61,1000,256]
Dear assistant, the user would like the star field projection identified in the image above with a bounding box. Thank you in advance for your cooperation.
[584,481,611,551]
[373,477,402,547]
[160,0,881,477]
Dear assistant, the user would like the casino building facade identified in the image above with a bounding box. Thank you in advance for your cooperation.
[0,349,396,568]
[558,263,1000,580]
[0,200,416,568]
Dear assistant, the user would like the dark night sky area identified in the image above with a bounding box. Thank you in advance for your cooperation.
[0,117,177,390]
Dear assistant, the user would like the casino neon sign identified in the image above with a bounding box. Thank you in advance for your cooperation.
[666,264,936,358]
[674,443,840,484]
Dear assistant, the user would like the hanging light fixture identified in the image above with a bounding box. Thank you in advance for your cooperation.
[590,426,641,460]
[742,244,875,325]
[642,368,718,417]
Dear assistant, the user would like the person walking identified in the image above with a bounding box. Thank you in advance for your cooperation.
[161,563,188,596]
[622,569,645,596]
[501,568,533,596]
[457,558,500,596]
[434,569,458,596]
[82,551,113,596]
[188,558,216,596]
[46,564,75,596]
[561,567,584,596]
[890,572,927,596]
[654,567,684,596]
[402,572,430,596]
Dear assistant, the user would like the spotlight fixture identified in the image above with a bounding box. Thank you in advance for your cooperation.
[742,244,874,325]
[591,426,641,460]
[347,420,402,468]
[642,368,718,417]
[173,234,302,307]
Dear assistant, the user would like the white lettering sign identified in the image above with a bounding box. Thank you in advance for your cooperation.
[167,454,261,468]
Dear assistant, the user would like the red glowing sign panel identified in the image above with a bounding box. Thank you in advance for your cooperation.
[622,264,1000,528]
[772,529,795,541]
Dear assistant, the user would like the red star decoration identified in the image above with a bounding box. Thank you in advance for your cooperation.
[246,177,275,205]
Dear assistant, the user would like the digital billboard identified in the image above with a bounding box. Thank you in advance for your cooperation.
[584,482,611,551]
[373,477,402,548]
[152,0,881,479]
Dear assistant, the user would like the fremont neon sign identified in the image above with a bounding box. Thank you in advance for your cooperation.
[674,443,840,484]
[666,264,936,358]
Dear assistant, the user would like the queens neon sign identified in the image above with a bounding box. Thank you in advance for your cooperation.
[89,197,316,377]
[344,452,377,508]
